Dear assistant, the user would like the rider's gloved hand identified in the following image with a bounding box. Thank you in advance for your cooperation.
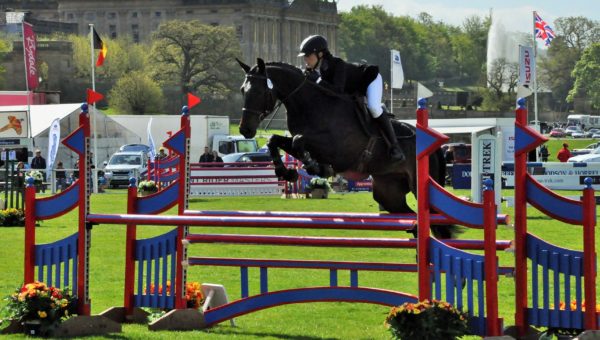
[304,70,321,83]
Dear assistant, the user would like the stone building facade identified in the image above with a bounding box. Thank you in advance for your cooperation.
[36,0,338,65]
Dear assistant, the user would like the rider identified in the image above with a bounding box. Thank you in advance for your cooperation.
[298,35,405,162]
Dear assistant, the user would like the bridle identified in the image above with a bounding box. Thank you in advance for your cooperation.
[242,68,307,121]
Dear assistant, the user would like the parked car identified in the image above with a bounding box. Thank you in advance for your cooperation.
[571,142,600,156]
[593,133,600,139]
[564,125,583,136]
[571,131,586,138]
[119,144,151,154]
[585,128,600,137]
[103,151,148,187]
[222,152,273,166]
[549,128,566,138]
[568,146,600,163]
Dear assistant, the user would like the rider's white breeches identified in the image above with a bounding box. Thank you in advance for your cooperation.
[366,73,383,118]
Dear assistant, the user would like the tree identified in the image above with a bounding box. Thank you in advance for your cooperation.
[480,58,518,111]
[69,34,149,82]
[150,20,242,98]
[568,43,600,110]
[108,71,164,114]
[539,17,599,111]
[0,36,10,88]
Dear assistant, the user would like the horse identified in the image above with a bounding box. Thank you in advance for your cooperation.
[237,58,456,239]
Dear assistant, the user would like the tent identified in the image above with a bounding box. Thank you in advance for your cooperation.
[0,104,140,170]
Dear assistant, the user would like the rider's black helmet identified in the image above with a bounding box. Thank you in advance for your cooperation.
[298,35,328,57]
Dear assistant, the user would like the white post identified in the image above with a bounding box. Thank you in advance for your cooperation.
[389,50,394,113]
[89,24,99,193]
[533,11,540,161]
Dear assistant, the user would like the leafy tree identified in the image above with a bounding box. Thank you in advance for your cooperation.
[150,20,242,98]
[481,58,518,111]
[108,71,164,114]
[539,17,599,111]
[68,34,149,82]
[568,43,600,109]
[0,37,10,87]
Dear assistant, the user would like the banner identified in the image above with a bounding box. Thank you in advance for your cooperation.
[147,117,156,161]
[0,111,28,137]
[46,118,60,174]
[518,45,535,87]
[390,50,404,89]
[22,21,38,90]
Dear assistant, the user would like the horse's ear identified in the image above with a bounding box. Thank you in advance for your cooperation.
[236,58,251,73]
[257,58,266,74]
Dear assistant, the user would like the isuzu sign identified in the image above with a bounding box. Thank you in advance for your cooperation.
[519,45,535,87]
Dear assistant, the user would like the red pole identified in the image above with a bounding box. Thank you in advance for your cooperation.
[514,102,528,335]
[582,179,597,330]
[124,180,137,315]
[416,100,431,301]
[174,108,191,309]
[78,104,91,316]
[24,180,36,284]
[483,179,499,336]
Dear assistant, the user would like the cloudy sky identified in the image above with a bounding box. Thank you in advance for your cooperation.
[336,0,600,34]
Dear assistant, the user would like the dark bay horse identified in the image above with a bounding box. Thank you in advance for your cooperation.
[237,58,454,238]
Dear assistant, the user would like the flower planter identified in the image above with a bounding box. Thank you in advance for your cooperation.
[138,190,156,197]
[22,320,42,337]
[310,188,328,199]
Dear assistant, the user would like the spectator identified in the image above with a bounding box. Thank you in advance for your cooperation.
[14,161,25,189]
[56,161,67,191]
[557,143,571,162]
[212,151,224,166]
[539,145,549,162]
[156,147,168,160]
[199,146,214,163]
[30,149,47,192]
[73,159,79,179]
[444,146,454,164]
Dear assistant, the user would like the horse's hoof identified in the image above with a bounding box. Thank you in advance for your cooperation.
[284,169,298,182]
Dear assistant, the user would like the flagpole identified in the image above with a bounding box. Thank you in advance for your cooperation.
[533,12,539,133]
[89,24,98,193]
[21,21,32,142]
[390,50,394,114]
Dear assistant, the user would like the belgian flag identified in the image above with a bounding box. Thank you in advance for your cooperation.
[92,28,107,67]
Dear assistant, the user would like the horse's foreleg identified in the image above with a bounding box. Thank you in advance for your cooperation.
[292,134,326,176]
[267,135,298,182]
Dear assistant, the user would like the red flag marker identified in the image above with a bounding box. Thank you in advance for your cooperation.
[86,88,104,105]
[187,93,201,109]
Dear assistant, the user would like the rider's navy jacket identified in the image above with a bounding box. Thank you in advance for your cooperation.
[311,53,379,96]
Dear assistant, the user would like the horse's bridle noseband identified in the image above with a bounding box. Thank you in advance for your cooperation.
[242,69,307,121]
[242,73,277,121]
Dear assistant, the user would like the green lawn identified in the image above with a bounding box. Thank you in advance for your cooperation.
[0,189,597,339]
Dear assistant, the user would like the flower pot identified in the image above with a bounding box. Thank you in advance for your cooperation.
[139,190,156,197]
[22,320,42,336]
[310,188,328,199]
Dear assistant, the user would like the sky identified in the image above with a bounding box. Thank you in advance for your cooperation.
[336,0,600,34]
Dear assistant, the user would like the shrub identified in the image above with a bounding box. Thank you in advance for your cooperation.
[385,299,469,340]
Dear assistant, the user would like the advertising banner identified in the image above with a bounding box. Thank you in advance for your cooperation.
[0,111,28,138]
[22,21,39,90]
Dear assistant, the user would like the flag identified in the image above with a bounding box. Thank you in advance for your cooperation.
[534,12,556,46]
[46,118,61,175]
[390,50,404,89]
[518,45,535,87]
[86,88,104,104]
[187,93,201,109]
[22,21,38,90]
[147,118,156,161]
[92,28,107,66]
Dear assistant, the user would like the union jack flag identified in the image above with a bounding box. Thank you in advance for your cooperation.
[534,11,556,46]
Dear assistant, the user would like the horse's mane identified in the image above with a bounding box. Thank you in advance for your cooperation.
[265,62,303,76]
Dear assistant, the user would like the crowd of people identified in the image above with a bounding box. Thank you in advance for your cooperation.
[199,146,224,166]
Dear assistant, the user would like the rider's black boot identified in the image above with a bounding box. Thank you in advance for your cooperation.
[375,114,405,162]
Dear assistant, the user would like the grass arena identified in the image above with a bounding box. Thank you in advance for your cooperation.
[0,101,599,339]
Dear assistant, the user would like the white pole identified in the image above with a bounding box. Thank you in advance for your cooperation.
[390,50,394,113]
[89,24,99,193]
[533,11,540,161]
[21,21,32,142]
